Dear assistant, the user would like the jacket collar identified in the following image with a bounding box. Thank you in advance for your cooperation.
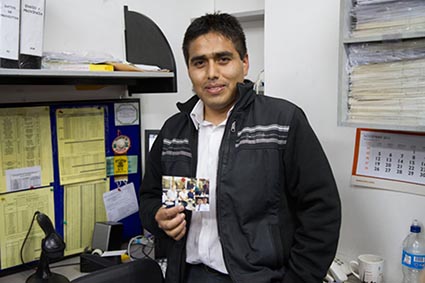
[177,80,255,114]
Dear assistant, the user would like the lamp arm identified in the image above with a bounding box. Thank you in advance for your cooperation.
[35,211,55,236]
[34,251,52,280]
[26,211,70,283]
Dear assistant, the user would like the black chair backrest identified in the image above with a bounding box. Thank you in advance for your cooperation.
[71,258,164,283]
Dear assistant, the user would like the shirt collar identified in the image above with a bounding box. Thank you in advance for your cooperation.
[190,100,204,130]
[190,100,234,130]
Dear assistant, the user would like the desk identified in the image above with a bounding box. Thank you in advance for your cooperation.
[0,242,156,283]
[0,256,359,283]
[0,257,83,283]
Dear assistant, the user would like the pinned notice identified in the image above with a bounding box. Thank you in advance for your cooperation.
[103,182,139,222]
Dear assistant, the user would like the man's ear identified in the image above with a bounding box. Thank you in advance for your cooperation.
[242,54,249,77]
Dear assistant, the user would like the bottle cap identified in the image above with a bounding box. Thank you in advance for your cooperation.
[411,219,421,233]
[411,225,421,233]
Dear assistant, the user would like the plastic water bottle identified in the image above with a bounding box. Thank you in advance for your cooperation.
[402,219,425,283]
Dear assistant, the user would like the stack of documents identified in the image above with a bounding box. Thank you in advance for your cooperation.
[42,62,114,72]
[350,0,425,38]
[41,51,117,72]
[41,51,164,72]
[347,39,425,126]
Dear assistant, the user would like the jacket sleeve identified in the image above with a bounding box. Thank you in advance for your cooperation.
[282,108,341,283]
[139,130,167,237]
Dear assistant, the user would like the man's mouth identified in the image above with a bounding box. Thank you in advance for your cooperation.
[205,84,225,94]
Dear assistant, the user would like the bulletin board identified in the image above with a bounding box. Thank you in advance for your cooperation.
[0,99,142,273]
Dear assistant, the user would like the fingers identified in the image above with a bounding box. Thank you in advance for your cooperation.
[159,210,185,231]
[174,224,187,241]
[156,205,184,221]
[155,206,187,240]
[167,216,187,240]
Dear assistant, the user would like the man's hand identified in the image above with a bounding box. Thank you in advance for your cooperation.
[155,206,186,241]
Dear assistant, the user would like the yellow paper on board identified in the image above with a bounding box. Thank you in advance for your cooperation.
[0,187,55,269]
[0,106,53,193]
[63,179,109,255]
[56,107,106,185]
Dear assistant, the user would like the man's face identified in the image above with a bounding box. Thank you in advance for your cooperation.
[187,32,249,121]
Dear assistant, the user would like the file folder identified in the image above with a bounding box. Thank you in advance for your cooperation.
[19,0,45,69]
[0,0,20,68]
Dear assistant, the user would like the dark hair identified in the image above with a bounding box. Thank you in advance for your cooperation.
[182,13,247,65]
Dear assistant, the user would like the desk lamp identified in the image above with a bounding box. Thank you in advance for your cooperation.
[26,212,70,283]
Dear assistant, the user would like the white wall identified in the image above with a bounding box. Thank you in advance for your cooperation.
[265,1,425,282]
[242,20,264,84]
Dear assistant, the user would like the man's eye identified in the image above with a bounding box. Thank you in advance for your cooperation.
[218,57,231,64]
[193,61,205,67]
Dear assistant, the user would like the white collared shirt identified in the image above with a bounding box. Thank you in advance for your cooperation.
[185,100,230,274]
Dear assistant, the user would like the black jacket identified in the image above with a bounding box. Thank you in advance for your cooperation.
[140,81,341,283]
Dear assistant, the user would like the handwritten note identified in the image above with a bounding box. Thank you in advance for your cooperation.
[103,182,139,221]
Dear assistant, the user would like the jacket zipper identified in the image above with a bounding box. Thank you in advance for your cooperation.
[231,120,236,133]
[216,118,237,281]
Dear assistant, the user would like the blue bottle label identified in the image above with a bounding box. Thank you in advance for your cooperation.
[402,250,425,269]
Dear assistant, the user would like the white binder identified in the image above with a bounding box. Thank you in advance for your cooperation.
[20,0,45,57]
[0,0,20,60]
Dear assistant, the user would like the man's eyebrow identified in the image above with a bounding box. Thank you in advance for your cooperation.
[189,51,235,64]
[214,51,234,58]
[190,55,207,64]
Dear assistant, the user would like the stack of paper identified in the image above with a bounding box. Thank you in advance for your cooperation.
[356,0,396,4]
[41,51,164,72]
[350,0,425,38]
[41,51,117,72]
[42,62,114,72]
[347,39,425,126]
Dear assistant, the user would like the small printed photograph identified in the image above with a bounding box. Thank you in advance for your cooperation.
[162,176,210,211]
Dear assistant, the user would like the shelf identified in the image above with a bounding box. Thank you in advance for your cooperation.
[0,69,175,94]
[343,30,425,44]
[0,7,177,95]
[338,0,425,132]
[193,10,265,23]
[231,9,264,22]
[339,121,425,133]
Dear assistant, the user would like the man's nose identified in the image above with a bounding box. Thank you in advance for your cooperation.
[207,61,219,80]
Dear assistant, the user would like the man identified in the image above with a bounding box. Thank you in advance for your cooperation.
[140,12,341,283]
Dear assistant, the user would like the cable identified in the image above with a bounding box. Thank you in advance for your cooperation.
[20,211,40,270]
[127,234,154,260]
[142,242,154,259]
[254,69,265,95]
[126,234,167,276]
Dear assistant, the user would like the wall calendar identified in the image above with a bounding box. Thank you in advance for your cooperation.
[352,128,425,195]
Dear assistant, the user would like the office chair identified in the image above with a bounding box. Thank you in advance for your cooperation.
[71,258,164,283]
